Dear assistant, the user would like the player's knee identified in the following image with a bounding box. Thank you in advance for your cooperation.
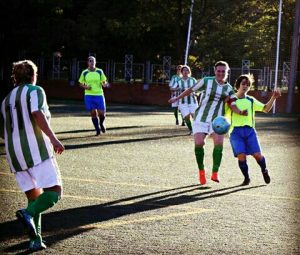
[237,154,247,161]
[253,153,263,161]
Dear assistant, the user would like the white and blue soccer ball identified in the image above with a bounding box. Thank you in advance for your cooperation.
[212,116,230,135]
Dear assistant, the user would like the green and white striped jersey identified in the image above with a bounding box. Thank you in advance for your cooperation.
[192,76,235,123]
[168,74,181,90]
[176,77,198,105]
[1,84,54,172]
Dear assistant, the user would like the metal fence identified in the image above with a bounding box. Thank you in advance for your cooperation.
[27,56,298,91]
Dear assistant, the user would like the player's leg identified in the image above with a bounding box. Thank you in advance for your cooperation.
[97,95,106,133]
[24,158,62,250]
[85,95,101,135]
[247,128,270,184]
[211,132,225,182]
[237,154,250,185]
[173,106,179,125]
[91,109,100,135]
[229,127,249,185]
[194,131,207,185]
[179,104,191,132]
[253,152,270,184]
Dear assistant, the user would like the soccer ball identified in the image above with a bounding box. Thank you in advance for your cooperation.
[212,116,230,135]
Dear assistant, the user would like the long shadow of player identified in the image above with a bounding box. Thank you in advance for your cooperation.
[1,184,265,253]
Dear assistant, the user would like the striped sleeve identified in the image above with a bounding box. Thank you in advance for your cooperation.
[192,78,205,92]
[30,87,45,112]
[169,75,178,89]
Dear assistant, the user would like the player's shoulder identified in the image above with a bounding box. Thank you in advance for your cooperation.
[203,76,215,82]
[95,68,103,74]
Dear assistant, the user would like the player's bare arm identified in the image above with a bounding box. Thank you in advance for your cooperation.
[32,111,65,154]
[168,87,193,104]
[226,96,248,116]
[263,89,281,113]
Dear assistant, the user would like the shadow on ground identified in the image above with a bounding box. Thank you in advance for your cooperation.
[0,184,265,254]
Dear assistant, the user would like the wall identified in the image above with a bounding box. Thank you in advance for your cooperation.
[41,80,300,113]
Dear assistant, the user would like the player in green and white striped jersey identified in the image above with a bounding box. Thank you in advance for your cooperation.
[173,65,198,133]
[0,60,64,251]
[169,65,185,126]
[169,61,247,185]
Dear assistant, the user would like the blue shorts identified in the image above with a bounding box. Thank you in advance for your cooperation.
[229,126,261,157]
[84,95,106,111]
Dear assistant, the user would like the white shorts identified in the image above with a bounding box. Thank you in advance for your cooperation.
[193,121,214,135]
[179,104,198,118]
[15,157,62,192]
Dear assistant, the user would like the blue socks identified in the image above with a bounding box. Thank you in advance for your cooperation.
[238,160,249,179]
[92,117,100,133]
[257,157,266,172]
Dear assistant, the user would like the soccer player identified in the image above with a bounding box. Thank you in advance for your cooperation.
[172,65,198,133]
[169,61,247,184]
[169,65,185,126]
[226,74,281,185]
[79,56,108,136]
[0,60,64,251]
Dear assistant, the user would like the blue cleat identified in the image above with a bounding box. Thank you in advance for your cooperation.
[16,209,37,239]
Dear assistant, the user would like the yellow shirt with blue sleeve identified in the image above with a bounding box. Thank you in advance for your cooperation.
[79,68,107,96]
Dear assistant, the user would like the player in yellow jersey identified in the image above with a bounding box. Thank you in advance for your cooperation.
[226,74,281,185]
[79,56,108,136]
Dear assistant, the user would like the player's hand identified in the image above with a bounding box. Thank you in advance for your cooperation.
[240,109,248,116]
[168,97,177,104]
[273,89,281,99]
[84,85,91,90]
[51,138,65,154]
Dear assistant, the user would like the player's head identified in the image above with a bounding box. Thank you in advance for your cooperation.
[11,60,38,85]
[181,65,191,77]
[214,61,230,81]
[176,65,183,75]
[87,56,96,69]
[235,74,254,92]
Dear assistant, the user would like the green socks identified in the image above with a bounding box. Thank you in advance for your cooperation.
[174,108,178,121]
[195,146,205,170]
[28,200,42,242]
[185,118,192,131]
[26,191,59,217]
[212,145,223,173]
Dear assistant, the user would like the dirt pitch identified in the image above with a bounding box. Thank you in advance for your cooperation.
[0,100,299,255]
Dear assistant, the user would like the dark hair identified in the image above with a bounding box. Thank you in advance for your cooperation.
[234,74,254,90]
[11,60,37,85]
[214,61,229,70]
[180,65,191,74]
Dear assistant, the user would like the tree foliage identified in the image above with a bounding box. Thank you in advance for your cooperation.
[0,0,296,68]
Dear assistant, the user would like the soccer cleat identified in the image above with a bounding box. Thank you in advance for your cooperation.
[262,169,271,184]
[29,239,47,251]
[175,119,179,125]
[16,209,37,239]
[199,170,206,185]
[100,124,106,133]
[241,178,251,186]
[181,121,186,126]
[95,130,101,136]
[211,172,220,183]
